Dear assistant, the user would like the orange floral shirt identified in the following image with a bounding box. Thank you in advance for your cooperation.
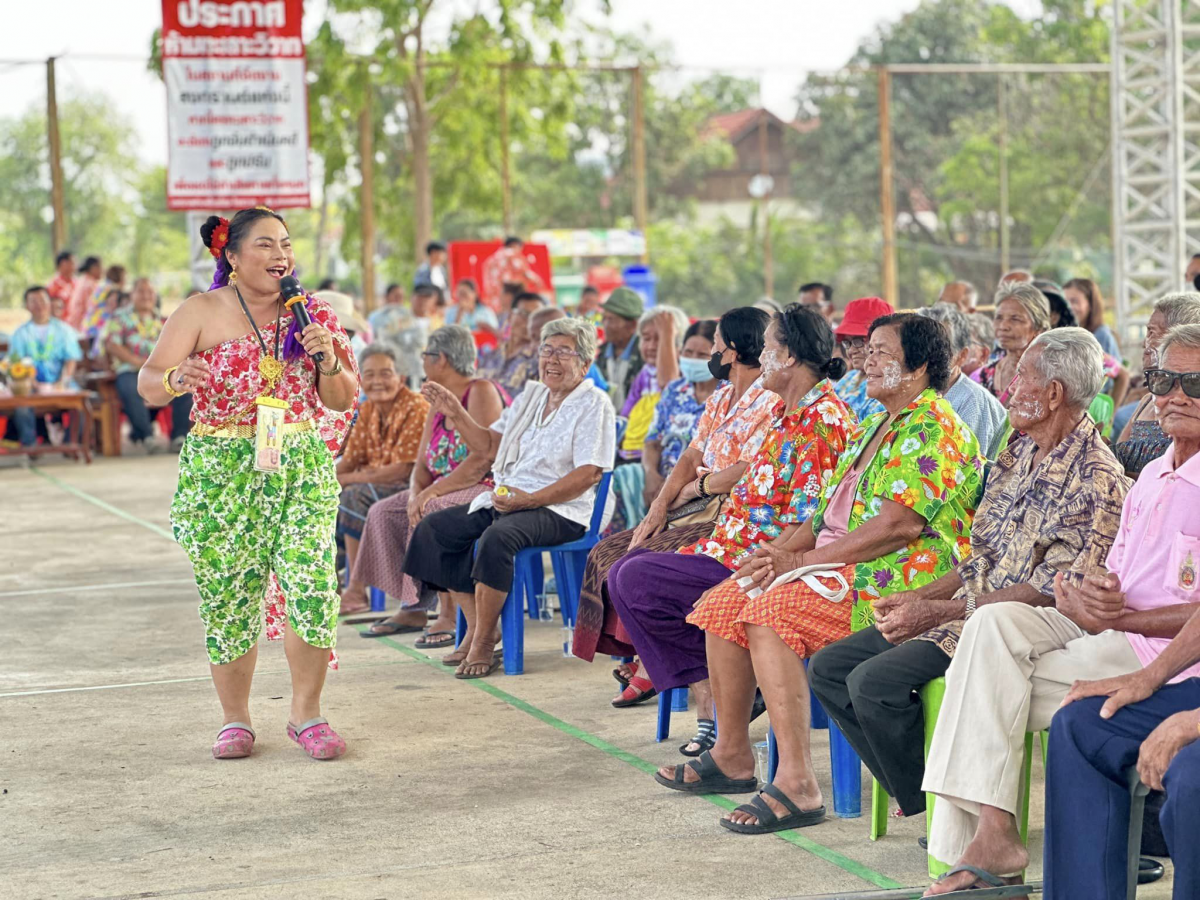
[341,385,429,470]
[687,377,780,472]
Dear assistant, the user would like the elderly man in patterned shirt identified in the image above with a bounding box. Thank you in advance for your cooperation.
[811,327,1129,829]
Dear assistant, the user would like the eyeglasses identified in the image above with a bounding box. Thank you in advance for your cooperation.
[1146,368,1200,399]
[840,337,866,352]
[538,344,582,361]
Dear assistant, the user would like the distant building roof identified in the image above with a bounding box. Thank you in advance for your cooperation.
[702,108,818,143]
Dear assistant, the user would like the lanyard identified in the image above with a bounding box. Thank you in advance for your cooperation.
[234,285,282,360]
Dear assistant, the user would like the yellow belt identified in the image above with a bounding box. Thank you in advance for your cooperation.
[190,418,316,439]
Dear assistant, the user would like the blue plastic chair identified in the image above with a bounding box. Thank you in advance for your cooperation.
[369,586,387,612]
[655,686,692,741]
[457,472,612,675]
[767,718,861,819]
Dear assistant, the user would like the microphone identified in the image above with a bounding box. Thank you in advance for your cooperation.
[280,275,324,364]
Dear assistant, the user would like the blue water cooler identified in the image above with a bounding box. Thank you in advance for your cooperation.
[621,264,658,309]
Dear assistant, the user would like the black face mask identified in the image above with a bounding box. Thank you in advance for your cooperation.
[708,349,733,381]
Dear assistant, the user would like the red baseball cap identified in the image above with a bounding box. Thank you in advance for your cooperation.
[835,297,896,341]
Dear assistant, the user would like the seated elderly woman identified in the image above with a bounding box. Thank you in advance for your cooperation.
[570,308,779,705]
[405,317,614,678]
[660,314,984,834]
[1115,292,1200,477]
[335,345,430,615]
[1048,595,1200,899]
[809,327,1127,837]
[833,296,895,422]
[347,325,507,643]
[639,319,720,515]
[918,326,1200,895]
[608,305,852,759]
[976,281,1051,405]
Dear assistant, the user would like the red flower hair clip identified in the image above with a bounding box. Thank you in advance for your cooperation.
[208,217,231,259]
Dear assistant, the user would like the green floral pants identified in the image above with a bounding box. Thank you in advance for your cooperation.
[171,430,341,665]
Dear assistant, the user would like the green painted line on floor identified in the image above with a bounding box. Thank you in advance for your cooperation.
[367,627,903,891]
[32,467,176,541]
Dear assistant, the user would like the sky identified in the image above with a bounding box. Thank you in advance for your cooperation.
[0,0,1039,166]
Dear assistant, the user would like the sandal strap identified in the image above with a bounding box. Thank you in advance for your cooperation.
[745,793,779,826]
[292,717,329,733]
[217,722,255,739]
[761,783,804,818]
[690,750,727,779]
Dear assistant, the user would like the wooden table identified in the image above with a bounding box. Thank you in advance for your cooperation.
[0,391,94,463]
[86,372,123,457]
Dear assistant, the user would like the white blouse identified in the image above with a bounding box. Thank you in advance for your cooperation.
[471,378,615,528]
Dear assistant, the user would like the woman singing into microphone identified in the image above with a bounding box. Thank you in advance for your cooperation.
[139,207,360,761]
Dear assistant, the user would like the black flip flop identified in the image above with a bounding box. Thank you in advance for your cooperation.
[414,630,456,649]
[455,657,501,679]
[360,620,425,638]
[719,783,825,834]
[653,749,758,794]
[929,865,1023,893]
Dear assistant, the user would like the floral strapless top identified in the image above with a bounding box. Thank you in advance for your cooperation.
[427,379,510,482]
[189,295,359,454]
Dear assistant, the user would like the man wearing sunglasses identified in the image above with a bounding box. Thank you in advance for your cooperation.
[923,324,1200,895]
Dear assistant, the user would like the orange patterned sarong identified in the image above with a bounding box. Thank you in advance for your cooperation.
[686,563,855,658]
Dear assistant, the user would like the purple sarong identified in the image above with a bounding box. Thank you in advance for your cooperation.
[608,549,731,691]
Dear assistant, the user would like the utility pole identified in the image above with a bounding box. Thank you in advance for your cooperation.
[877,67,898,305]
[998,75,1011,274]
[758,112,774,298]
[500,64,512,234]
[631,66,649,263]
[47,57,67,257]
[359,87,376,311]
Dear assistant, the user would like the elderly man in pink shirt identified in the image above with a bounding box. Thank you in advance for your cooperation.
[919,322,1200,896]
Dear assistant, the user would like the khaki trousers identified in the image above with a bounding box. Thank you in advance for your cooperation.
[921,604,1141,865]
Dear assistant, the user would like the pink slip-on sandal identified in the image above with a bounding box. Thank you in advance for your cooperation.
[212,722,255,760]
[286,717,346,760]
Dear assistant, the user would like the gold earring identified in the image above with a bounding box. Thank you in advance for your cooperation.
[229,268,238,286]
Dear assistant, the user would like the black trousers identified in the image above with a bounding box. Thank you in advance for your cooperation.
[404,502,584,595]
[809,625,951,816]
[115,371,192,442]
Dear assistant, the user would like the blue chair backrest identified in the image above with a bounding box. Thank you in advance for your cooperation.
[586,471,613,539]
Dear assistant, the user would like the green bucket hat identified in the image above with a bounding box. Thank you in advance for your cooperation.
[601,286,644,320]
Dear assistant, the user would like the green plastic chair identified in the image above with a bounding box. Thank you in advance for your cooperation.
[1089,393,1115,439]
[868,676,1048,879]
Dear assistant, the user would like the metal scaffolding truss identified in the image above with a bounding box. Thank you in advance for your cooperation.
[1111,0,1200,343]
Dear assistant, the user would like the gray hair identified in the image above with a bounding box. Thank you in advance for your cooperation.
[639,304,691,350]
[1026,327,1105,409]
[540,316,598,364]
[994,281,1052,333]
[917,303,971,355]
[425,324,477,376]
[358,343,397,367]
[968,312,995,348]
[1155,292,1200,328]
[1158,323,1200,362]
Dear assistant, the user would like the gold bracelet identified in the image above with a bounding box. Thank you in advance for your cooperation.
[317,358,343,377]
[163,366,185,398]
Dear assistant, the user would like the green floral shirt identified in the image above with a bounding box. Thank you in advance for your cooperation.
[810,388,984,632]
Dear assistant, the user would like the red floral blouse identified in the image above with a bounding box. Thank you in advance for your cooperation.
[190,295,359,453]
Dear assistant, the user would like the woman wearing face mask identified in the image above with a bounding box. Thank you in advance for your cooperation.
[833,297,896,423]
[571,307,779,704]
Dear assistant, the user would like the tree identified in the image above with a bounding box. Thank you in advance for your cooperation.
[308,0,581,269]
[791,0,1112,304]
[0,90,143,303]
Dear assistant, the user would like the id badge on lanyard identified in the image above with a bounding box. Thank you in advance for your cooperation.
[254,396,288,473]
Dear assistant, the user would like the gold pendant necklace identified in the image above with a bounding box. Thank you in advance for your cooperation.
[259,356,284,387]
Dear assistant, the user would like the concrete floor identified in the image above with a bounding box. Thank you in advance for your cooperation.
[1,454,1175,900]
